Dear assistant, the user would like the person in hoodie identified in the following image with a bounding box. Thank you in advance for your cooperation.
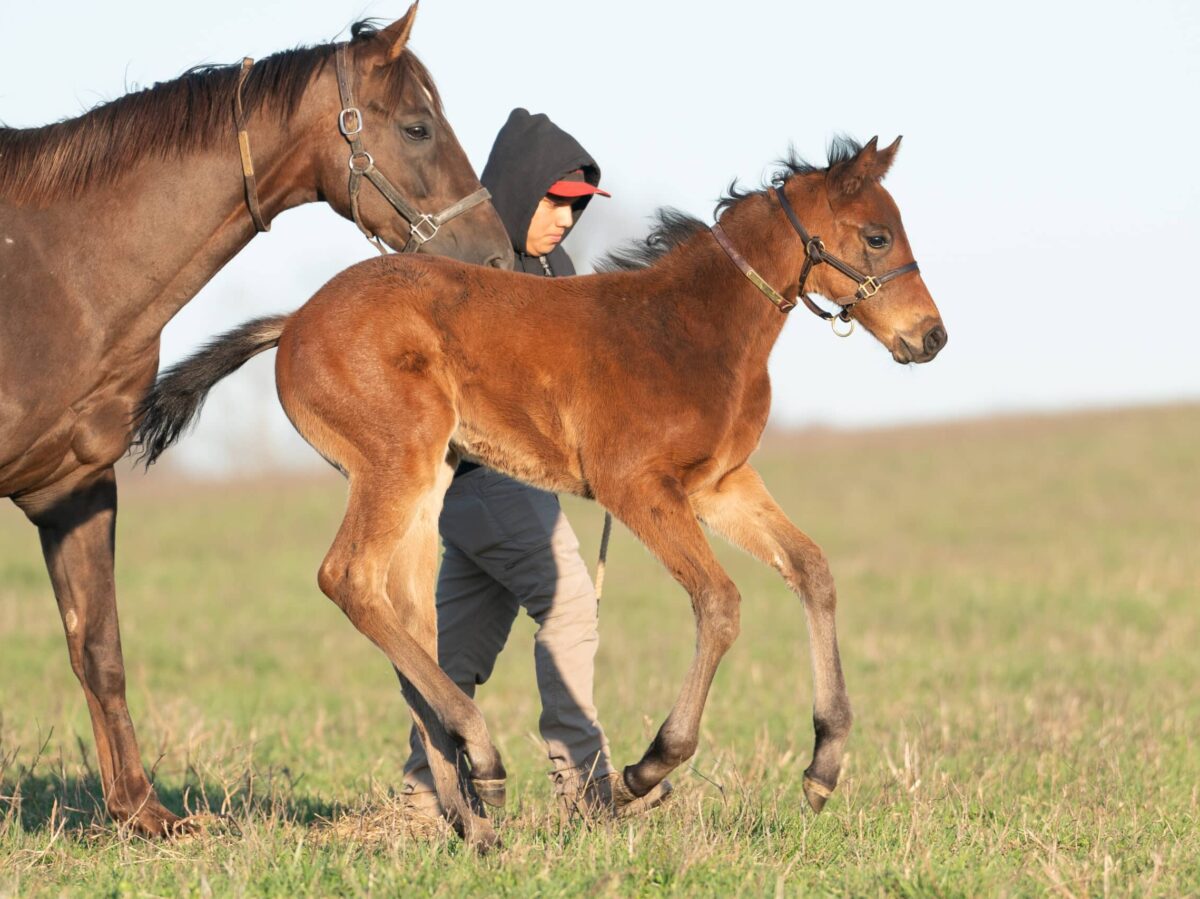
[402,109,670,819]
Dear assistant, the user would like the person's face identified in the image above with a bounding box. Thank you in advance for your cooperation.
[525,196,576,256]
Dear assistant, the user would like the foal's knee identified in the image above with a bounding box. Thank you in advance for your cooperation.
[786,541,836,608]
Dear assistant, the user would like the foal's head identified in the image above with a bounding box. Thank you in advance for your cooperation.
[781,137,946,363]
[310,7,512,266]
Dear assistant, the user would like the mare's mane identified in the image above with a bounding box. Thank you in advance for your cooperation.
[0,21,440,206]
[596,136,864,273]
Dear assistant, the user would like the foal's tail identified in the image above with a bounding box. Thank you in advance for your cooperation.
[133,314,290,466]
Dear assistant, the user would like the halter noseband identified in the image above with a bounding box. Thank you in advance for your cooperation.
[710,185,921,336]
[234,47,492,254]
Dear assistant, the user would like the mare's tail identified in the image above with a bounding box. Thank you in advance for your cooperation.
[133,314,290,466]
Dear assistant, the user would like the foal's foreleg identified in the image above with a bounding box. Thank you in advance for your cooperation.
[601,475,742,798]
[693,464,852,812]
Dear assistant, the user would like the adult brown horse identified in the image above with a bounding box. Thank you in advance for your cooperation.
[137,136,947,848]
[0,5,512,837]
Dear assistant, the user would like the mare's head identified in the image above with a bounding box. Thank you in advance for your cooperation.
[778,137,946,363]
[311,6,513,266]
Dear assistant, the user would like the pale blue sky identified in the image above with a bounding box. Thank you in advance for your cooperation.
[3,1,1197,473]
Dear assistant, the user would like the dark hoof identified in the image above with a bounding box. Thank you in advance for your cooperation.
[471,777,507,809]
[117,802,196,840]
[611,774,672,820]
[803,774,835,814]
[465,820,502,854]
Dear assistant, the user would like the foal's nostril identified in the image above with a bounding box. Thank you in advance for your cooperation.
[923,324,947,356]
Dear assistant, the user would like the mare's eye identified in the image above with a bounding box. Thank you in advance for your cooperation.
[866,234,889,250]
[404,124,430,141]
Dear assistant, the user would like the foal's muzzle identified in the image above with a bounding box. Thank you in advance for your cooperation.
[894,322,948,364]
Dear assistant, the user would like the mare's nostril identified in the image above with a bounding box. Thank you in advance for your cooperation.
[923,324,947,355]
[485,254,508,269]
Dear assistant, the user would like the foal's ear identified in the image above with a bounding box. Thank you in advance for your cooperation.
[874,135,902,179]
[376,2,419,64]
[828,135,902,198]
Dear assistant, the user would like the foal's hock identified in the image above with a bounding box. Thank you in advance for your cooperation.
[137,135,947,849]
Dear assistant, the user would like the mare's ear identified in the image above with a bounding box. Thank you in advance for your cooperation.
[827,135,902,198]
[375,3,419,64]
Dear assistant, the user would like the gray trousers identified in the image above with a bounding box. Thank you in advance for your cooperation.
[403,467,613,794]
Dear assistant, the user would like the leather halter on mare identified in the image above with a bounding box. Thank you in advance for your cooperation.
[710,185,920,337]
[233,47,492,254]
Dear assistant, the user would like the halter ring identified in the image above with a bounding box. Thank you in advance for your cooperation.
[831,315,855,338]
[348,151,374,174]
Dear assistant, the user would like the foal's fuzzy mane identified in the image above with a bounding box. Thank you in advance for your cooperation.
[0,21,439,206]
[596,136,863,273]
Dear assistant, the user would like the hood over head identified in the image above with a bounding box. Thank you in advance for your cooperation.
[480,108,603,255]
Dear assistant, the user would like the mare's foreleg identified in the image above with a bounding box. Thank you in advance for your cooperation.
[16,468,189,836]
[693,464,851,812]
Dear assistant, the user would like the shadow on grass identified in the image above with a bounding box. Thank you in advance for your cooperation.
[0,768,339,836]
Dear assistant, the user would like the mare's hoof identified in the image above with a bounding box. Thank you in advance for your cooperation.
[465,820,502,854]
[471,777,507,809]
[117,801,197,840]
[803,774,835,814]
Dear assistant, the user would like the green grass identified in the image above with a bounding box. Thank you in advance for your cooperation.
[2,405,1198,896]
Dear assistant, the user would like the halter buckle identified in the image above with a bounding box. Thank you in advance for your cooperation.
[409,214,440,245]
[338,107,363,137]
[856,276,881,299]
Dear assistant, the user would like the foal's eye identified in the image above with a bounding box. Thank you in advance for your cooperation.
[866,234,889,250]
[403,124,430,141]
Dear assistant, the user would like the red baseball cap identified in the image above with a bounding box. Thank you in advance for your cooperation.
[547,169,611,199]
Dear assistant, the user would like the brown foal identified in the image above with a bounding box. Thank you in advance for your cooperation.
[0,5,512,837]
[137,136,947,848]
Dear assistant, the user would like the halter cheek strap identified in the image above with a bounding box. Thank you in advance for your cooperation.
[231,47,492,252]
[773,186,920,323]
[333,43,491,255]
[709,186,921,337]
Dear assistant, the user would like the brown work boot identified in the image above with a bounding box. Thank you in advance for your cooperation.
[554,770,673,822]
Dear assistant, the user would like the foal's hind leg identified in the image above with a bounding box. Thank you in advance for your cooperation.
[384,453,507,824]
[311,437,505,849]
[597,474,743,800]
[692,464,852,813]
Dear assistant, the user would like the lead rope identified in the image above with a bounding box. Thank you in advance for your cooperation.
[594,512,613,605]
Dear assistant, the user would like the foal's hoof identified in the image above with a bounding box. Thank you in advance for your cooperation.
[803,773,835,814]
[470,777,507,809]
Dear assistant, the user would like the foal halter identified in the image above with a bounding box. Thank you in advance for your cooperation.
[710,186,921,337]
[233,48,492,253]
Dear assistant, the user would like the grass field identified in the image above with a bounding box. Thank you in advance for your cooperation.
[1,404,1198,897]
